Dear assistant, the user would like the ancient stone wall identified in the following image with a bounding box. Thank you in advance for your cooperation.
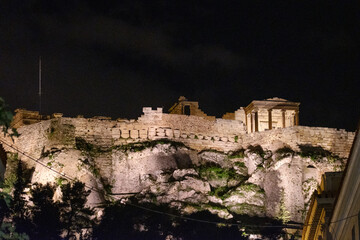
[243,126,355,158]
[57,110,354,158]
[3,108,355,160]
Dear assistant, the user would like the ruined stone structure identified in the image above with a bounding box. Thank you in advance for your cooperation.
[11,108,62,128]
[8,97,354,158]
[223,97,300,133]
[0,97,356,227]
[169,96,216,121]
[169,97,300,133]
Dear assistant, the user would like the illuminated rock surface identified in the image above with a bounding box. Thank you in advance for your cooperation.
[1,115,354,225]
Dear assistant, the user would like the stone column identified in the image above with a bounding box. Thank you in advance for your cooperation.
[268,109,272,130]
[295,110,299,126]
[245,112,248,129]
[254,111,259,132]
[282,109,286,128]
[251,112,254,133]
[247,113,251,133]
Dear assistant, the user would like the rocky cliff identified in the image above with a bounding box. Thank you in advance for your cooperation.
[1,117,352,224]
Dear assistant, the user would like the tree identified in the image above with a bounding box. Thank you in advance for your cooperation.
[29,183,61,240]
[10,160,32,237]
[0,97,28,240]
[0,97,18,139]
[60,181,95,240]
[93,200,248,240]
[0,186,11,224]
[93,201,177,240]
[0,158,31,240]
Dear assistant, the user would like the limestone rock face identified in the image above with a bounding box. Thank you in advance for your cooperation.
[2,119,347,223]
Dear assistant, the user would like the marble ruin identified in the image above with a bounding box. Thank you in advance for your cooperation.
[0,97,356,224]
[7,97,354,158]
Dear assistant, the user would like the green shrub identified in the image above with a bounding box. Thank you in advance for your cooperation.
[277,189,290,223]
[198,149,225,155]
[78,158,100,177]
[256,164,264,170]
[239,183,263,193]
[298,144,339,162]
[198,165,244,182]
[228,149,245,159]
[247,145,266,158]
[234,161,246,168]
[275,146,295,160]
[55,177,67,186]
[75,137,95,152]
[210,186,232,199]
[102,182,113,194]
[114,139,187,153]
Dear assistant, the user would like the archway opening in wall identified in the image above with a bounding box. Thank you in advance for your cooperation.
[184,105,190,115]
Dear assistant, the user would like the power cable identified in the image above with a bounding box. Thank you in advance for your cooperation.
[0,139,136,195]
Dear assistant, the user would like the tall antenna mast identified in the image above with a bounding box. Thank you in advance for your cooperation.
[38,56,42,115]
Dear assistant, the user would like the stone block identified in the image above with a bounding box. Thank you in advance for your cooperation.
[173,129,180,138]
[148,127,156,137]
[139,129,148,138]
[181,133,188,139]
[156,128,166,137]
[220,136,228,142]
[165,128,173,138]
[111,128,121,139]
[130,130,139,139]
[121,129,129,138]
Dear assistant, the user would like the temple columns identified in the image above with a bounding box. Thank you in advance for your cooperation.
[252,110,258,132]
[295,110,299,126]
[268,109,272,130]
[250,113,254,132]
[282,109,286,128]
[255,111,259,132]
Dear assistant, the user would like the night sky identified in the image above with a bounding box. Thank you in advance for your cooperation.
[0,1,359,131]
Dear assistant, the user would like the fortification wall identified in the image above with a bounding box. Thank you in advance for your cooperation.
[2,110,355,160]
[243,126,355,158]
[62,111,354,158]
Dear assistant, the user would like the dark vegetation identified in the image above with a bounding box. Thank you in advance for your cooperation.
[76,137,188,154]
[113,138,188,153]
[247,145,268,159]
[298,144,341,162]
[0,159,288,239]
[0,97,19,139]
[275,146,295,160]
[197,164,244,182]
[0,98,326,239]
[92,199,287,240]
[196,162,252,200]
[228,148,245,159]
[1,159,94,240]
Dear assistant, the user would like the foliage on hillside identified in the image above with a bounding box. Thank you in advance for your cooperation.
[0,97,18,139]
